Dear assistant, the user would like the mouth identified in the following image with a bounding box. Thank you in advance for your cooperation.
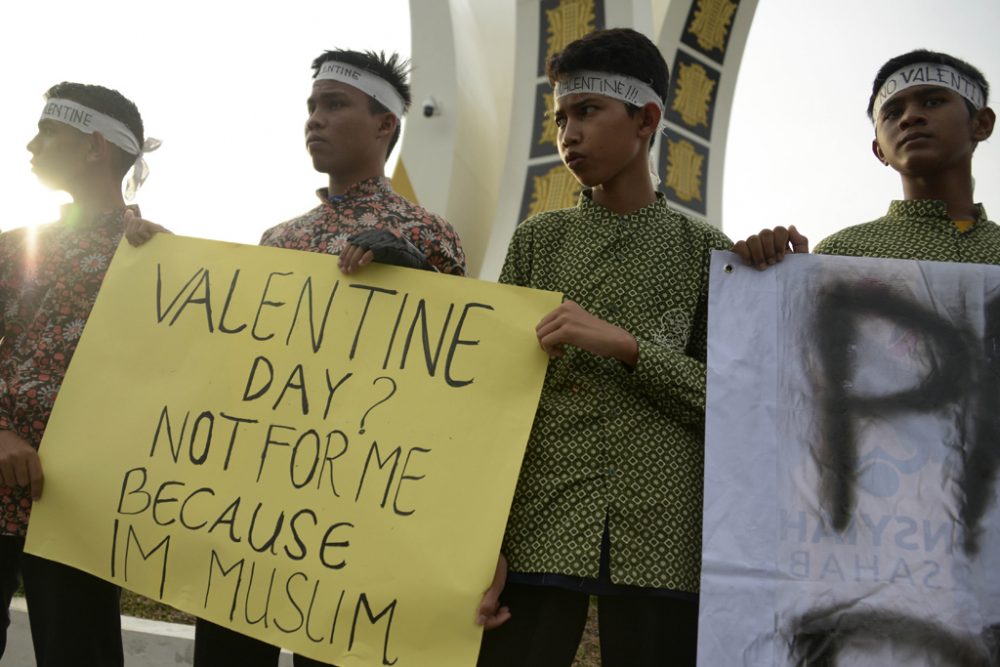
[305,135,327,150]
[898,132,931,149]
[563,152,585,170]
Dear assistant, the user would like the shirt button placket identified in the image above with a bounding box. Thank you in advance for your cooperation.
[605,407,622,480]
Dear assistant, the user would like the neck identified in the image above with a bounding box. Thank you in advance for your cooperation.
[327,171,382,196]
[69,180,125,219]
[901,168,977,220]
[591,155,657,214]
[326,155,387,197]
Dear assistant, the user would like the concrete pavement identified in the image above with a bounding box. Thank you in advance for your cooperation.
[1,598,294,666]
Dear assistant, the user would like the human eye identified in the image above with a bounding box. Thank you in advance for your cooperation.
[924,96,945,108]
[327,97,349,111]
[880,105,901,121]
[553,113,566,128]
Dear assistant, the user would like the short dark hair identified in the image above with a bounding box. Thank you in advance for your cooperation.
[43,82,144,179]
[311,49,412,158]
[546,28,669,149]
[867,49,990,121]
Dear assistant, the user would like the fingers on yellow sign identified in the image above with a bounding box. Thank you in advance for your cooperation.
[26,235,560,666]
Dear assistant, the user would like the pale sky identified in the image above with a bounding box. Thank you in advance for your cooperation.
[3,1,998,255]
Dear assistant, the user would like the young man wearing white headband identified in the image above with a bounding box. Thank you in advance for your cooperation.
[476,28,730,667]
[735,49,999,266]
[0,81,154,666]
[184,49,465,667]
[257,49,465,277]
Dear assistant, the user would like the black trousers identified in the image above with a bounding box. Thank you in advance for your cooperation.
[477,582,699,667]
[0,536,123,666]
[194,618,335,666]
[0,535,22,659]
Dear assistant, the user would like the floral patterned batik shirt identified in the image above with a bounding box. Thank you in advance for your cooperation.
[260,176,466,275]
[500,191,732,593]
[0,207,126,536]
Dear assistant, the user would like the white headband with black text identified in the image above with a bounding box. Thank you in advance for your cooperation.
[315,61,406,118]
[554,70,664,112]
[872,62,986,119]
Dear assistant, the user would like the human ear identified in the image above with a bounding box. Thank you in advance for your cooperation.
[636,102,661,139]
[971,106,996,142]
[375,112,398,139]
[86,132,112,163]
[871,137,888,166]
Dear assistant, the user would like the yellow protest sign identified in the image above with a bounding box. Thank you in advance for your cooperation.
[25,234,560,666]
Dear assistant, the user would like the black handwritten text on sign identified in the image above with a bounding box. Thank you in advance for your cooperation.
[154,265,494,388]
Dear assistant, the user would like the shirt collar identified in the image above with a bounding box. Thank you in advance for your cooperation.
[577,189,667,220]
[886,200,989,226]
[316,175,393,206]
[58,204,130,230]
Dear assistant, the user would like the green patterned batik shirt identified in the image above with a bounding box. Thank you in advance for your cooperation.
[814,200,1000,263]
[499,191,731,593]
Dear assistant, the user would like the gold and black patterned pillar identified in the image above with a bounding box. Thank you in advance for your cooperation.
[657,0,757,221]
[518,0,605,225]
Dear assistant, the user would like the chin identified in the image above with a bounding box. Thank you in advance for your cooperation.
[32,173,60,190]
[309,158,334,175]
[570,172,602,189]
[896,158,945,178]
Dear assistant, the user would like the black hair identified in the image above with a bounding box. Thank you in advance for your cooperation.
[546,28,669,149]
[868,49,990,121]
[44,82,144,180]
[311,49,412,158]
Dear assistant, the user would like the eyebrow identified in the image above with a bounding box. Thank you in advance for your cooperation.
[553,94,603,116]
[882,87,950,113]
[879,96,907,117]
[307,91,351,106]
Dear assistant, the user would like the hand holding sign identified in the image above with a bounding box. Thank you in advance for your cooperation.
[0,430,43,500]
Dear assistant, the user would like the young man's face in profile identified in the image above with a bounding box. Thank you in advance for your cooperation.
[27,119,90,191]
[305,78,387,177]
[873,85,979,177]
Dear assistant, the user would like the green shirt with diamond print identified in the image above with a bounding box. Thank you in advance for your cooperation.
[498,191,731,593]
[814,200,1000,263]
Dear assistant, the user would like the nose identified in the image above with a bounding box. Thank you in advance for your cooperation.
[26,133,40,155]
[898,101,926,129]
[305,109,324,133]
[559,118,580,148]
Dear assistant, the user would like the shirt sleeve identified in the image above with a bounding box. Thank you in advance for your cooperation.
[498,223,533,288]
[423,216,467,277]
[627,327,707,428]
[259,226,278,247]
[812,236,836,255]
[624,227,730,426]
[0,234,14,430]
[0,231,15,342]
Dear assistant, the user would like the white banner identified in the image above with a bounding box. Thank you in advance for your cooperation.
[699,251,1000,666]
